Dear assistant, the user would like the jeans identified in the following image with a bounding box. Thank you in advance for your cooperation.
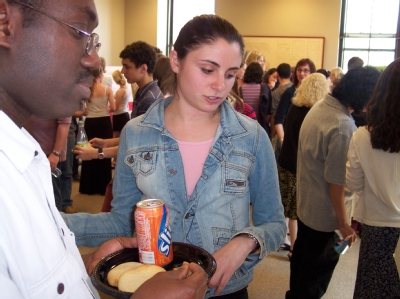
[209,287,248,299]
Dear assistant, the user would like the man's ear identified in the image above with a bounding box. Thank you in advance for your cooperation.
[169,50,180,74]
[0,1,12,48]
[140,63,148,74]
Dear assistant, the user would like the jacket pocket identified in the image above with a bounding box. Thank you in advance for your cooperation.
[125,150,157,176]
[221,151,253,196]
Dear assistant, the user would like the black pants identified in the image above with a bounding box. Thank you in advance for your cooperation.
[209,287,248,299]
[286,219,340,299]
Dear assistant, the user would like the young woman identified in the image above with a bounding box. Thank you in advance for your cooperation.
[65,15,285,299]
[112,70,131,138]
[79,68,115,195]
[346,59,400,299]
[263,67,278,92]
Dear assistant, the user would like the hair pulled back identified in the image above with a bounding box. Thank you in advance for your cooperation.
[173,14,245,61]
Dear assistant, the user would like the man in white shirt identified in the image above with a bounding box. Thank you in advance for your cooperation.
[0,1,207,298]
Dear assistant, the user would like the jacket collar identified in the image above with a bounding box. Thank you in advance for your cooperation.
[139,96,250,139]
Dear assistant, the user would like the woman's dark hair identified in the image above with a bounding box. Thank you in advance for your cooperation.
[263,68,277,84]
[173,14,245,61]
[366,59,400,152]
[243,62,263,84]
[293,58,316,87]
[153,57,175,95]
[332,66,380,113]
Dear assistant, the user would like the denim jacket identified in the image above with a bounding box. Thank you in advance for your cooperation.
[63,97,285,297]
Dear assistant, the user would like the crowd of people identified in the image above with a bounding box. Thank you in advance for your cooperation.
[1,1,399,299]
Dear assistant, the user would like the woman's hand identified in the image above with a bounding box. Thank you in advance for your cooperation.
[89,137,107,148]
[73,143,97,161]
[208,235,255,295]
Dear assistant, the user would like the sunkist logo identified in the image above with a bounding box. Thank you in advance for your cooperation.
[158,205,172,256]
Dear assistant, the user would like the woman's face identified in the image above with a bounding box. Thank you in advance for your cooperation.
[170,38,242,115]
[296,63,311,84]
[269,71,278,87]
[257,57,266,71]
[236,64,246,80]
[329,73,336,82]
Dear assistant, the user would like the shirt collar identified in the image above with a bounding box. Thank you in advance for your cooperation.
[139,96,249,139]
[0,111,42,173]
[134,80,159,101]
[324,94,352,116]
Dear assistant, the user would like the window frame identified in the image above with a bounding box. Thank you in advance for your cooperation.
[338,0,400,69]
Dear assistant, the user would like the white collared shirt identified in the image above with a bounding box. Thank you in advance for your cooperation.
[0,111,99,299]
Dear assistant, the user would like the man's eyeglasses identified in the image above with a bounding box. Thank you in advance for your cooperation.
[13,1,101,55]
[297,68,310,74]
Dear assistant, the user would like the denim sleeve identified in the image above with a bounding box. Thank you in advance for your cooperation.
[62,127,140,247]
[233,124,286,258]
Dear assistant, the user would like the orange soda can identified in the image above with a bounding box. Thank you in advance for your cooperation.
[134,199,173,266]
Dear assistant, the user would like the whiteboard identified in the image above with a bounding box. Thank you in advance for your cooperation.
[243,36,325,70]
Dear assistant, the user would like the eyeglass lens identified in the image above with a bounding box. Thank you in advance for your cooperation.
[87,33,101,55]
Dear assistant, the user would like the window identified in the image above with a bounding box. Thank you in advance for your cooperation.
[157,0,215,56]
[339,0,400,71]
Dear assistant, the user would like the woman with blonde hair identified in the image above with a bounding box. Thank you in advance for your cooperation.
[277,73,329,260]
[112,70,131,138]
[330,67,344,91]
[245,50,265,71]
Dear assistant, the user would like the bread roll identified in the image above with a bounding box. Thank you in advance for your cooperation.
[107,262,143,287]
[118,264,166,292]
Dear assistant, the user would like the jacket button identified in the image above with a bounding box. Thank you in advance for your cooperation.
[184,213,189,219]
[128,156,134,163]
[57,283,64,294]
[170,169,177,175]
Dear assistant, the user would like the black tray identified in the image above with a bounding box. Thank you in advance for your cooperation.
[91,242,217,298]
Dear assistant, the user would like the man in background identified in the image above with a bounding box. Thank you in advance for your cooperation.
[347,56,364,71]
[120,41,164,118]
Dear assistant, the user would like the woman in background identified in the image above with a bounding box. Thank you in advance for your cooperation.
[263,67,278,92]
[274,58,316,249]
[112,70,131,138]
[240,62,272,135]
[79,68,115,195]
[245,50,266,72]
[329,67,344,91]
[277,73,329,260]
[346,59,400,299]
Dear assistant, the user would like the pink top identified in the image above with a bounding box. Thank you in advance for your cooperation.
[177,137,214,198]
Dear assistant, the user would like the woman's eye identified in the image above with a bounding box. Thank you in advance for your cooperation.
[201,68,213,74]
[225,73,235,79]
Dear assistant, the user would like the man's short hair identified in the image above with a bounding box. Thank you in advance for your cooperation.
[276,63,291,79]
[119,41,157,74]
[347,57,364,70]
